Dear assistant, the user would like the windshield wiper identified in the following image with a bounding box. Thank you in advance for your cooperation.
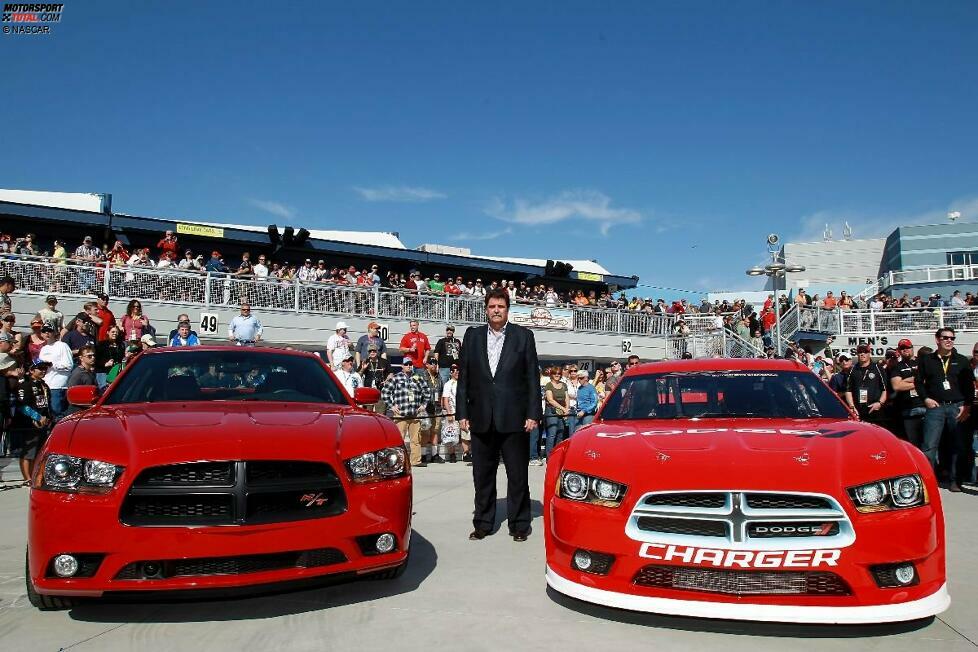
[691,412,763,418]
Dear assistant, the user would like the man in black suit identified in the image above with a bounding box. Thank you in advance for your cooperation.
[457,289,541,542]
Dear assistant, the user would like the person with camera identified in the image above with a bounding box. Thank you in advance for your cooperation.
[419,357,445,463]
[544,366,570,458]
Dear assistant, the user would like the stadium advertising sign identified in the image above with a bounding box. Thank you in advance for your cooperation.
[576,271,604,282]
[509,304,573,331]
[177,223,225,238]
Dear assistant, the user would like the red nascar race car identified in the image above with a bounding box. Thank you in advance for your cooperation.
[27,347,411,609]
[544,358,949,624]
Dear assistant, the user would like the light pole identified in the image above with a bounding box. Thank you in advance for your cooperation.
[746,235,805,356]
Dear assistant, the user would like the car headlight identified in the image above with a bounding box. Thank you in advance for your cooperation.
[345,446,407,483]
[847,474,926,513]
[40,454,124,493]
[558,471,627,507]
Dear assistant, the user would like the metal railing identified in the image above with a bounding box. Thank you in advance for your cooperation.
[881,264,978,289]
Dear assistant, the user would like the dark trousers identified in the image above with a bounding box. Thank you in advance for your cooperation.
[471,427,530,533]
[922,403,973,483]
[901,408,926,448]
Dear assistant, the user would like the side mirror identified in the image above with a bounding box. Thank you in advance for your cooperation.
[353,387,380,406]
[66,385,99,407]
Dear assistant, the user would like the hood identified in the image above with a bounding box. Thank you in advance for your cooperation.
[64,403,395,470]
[564,418,920,493]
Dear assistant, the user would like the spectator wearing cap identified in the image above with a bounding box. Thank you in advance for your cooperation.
[327,321,352,370]
[169,321,201,347]
[93,293,116,342]
[121,299,151,342]
[0,275,15,314]
[428,274,445,294]
[205,251,228,274]
[298,259,315,282]
[889,338,925,446]
[178,249,202,273]
[829,353,853,395]
[228,302,262,346]
[140,334,159,350]
[334,352,364,395]
[0,352,24,466]
[359,343,391,402]
[106,342,141,385]
[38,325,73,419]
[399,320,431,373]
[62,314,95,357]
[355,322,387,366]
[419,356,445,463]
[369,265,381,286]
[381,359,431,467]
[471,278,486,298]
[915,327,974,491]
[575,370,599,429]
[25,315,46,366]
[37,295,63,334]
[11,358,52,480]
[845,345,888,423]
[433,325,461,384]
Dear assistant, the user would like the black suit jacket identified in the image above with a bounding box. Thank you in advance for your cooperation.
[456,322,542,434]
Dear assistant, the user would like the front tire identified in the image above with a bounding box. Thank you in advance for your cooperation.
[25,549,76,611]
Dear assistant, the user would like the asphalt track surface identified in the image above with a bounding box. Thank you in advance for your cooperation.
[1,462,976,652]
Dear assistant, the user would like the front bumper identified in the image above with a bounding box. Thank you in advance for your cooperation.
[545,498,948,624]
[28,477,412,598]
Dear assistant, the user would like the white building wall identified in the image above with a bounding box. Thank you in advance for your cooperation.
[769,238,886,293]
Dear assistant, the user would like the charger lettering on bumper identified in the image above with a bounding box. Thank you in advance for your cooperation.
[639,543,841,568]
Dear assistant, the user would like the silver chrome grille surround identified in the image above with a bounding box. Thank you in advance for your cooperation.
[626,490,855,551]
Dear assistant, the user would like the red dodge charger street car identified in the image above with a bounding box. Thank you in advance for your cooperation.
[27,347,411,609]
[545,358,949,624]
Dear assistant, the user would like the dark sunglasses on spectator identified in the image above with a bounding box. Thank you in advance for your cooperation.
[940,335,955,341]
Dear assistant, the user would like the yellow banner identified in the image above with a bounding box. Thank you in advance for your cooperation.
[576,271,604,282]
[176,223,225,238]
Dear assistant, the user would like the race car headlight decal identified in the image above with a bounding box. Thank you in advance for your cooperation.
[559,471,627,507]
[345,446,406,483]
[847,475,926,513]
[40,454,124,493]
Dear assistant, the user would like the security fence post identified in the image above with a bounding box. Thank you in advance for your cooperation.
[204,271,211,308]
[938,309,944,330]
[294,279,301,313]
[102,264,111,296]
[373,285,380,317]
[869,309,875,335]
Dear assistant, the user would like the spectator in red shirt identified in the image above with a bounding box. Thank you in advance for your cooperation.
[399,320,430,372]
[762,308,777,333]
[157,229,179,260]
[93,293,116,342]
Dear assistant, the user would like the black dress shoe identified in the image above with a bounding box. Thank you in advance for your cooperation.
[413,461,427,468]
[510,530,530,542]
[469,528,491,540]
[431,455,445,464]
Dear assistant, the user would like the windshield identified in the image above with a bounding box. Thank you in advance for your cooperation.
[601,370,850,421]
[102,350,348,405]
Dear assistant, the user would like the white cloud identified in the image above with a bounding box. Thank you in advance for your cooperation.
[247,198,294,219]
[485,190,642,236]
[793,196,978,243]
[353,186,447,202]
[450,227,512,241]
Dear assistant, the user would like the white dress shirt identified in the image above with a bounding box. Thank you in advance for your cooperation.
[487,323,507,377]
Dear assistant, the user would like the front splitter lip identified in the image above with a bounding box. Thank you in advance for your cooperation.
[545,565,950,624]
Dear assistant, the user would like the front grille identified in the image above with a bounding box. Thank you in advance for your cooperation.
[627,491,852,549]
[745,494,832,510]
[114,547,347,580]
[637,517,727,538]
[133,462,234,487]
[633,564,850,596]
[123,495,234,526]
[644,493,726,509]
[121,461,347,527]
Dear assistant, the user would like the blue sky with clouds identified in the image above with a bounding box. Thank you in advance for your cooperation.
[2,1,976,297]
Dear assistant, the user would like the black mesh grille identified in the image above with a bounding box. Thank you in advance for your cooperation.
[113,548,347,580]
[745,494,832,510]
[644,493,726,509]
[133,463,234,487]
[121,494,234,526]
[121,461,346,527]
[633,565,850,596]
[636,517,727,537]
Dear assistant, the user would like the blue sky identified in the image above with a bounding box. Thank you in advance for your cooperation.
[3,1,976,298]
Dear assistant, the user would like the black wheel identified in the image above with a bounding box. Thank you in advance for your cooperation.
[25,549,76,610]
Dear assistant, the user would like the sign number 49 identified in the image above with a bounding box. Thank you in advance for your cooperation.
[200,313,219,335]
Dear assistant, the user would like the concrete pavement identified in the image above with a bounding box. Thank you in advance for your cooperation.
[0,462,976,652]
